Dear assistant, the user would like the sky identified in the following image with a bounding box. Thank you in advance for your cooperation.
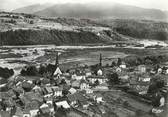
[0,0,168,11]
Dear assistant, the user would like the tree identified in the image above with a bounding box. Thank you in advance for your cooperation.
[111,61,116,67]
[29,20,34,24]
[39,65,47,76]
[94,79,99,86]
[117,58,122,66]
[21,65,38,76]
[105,63,109,67]
[60,79,66,85]
[0,67,14,78]
[107,72,119,85]
[22,82,32,92]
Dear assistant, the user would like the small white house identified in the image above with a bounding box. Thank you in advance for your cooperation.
[95,83,108,90]
[86,72,92,77]
[166,69,168,74]
[157,68,162,74]
[71,74,86,80]
[97,69,103,76]
[80,80,89,90]
[116,67,122,72]
[94,95,103,103]
[85,89,93,94]
[69,87,77,94]
[55,101,70,109]
[142,78,151,82]
[30,109,39,117]
[119,62,126,69]
[87,76,107,84]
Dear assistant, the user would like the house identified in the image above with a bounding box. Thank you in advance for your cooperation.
[23,110,30,117]
[39,103,50,114]
[71,74,86,80]
[30,109,39,117]
[85,89,93,94]
[166,69,168,74]
[67,94,78,106]
[120,75,129,83]
[55,101,70,109]
[142,77,151,82]
[52,86,62,97]
[67,92,87,107]
[119,61,126,69]
[138,65,146,73]
[94,94,103,103]
[95,83,108,90]
[27,80,33,84]
[87,75,107,84]
[85,69,92,77]
[32,85,41,93]
[71,80,81,88]
[80,80,89,90]
[157,68,162,74]
[69,87,77,94]
[79,100,89,109]
[97,69,103,76]
[116,67,122,72]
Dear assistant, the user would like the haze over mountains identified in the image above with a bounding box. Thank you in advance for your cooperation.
[12,2,168,21]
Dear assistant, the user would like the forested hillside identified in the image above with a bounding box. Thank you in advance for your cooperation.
[0,29,105,45]
[98,19,168,41]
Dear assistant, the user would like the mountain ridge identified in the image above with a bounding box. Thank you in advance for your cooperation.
[12,2,168,21]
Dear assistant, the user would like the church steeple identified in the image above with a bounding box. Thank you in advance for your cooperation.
[55,52,59,67]
[99,53,102,67]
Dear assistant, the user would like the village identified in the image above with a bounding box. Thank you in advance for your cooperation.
[0,52,168,117]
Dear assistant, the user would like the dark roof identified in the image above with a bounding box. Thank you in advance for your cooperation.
[80,79,88,84]
[0,111,10,117]
[68,92,87,102]
[24,92,43,102]
[25,100,41,110]
[0,92,8,99]
[4,98,16,107]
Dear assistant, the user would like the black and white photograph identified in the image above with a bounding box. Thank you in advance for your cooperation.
[0,0,168,117]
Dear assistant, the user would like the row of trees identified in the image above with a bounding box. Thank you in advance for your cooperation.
[0,67,14,79]
[20,64,56,77]
[125,55,168,67]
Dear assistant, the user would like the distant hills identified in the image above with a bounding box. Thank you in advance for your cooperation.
[12,3,53,14]
[12,2,168,21]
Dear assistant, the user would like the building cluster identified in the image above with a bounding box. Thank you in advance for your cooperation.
[0,53,168,117]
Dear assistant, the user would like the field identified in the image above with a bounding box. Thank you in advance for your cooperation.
[0,45,168,75]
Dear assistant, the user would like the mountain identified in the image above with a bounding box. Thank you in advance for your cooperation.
[12,3,53,14]
[13,2,168,21]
